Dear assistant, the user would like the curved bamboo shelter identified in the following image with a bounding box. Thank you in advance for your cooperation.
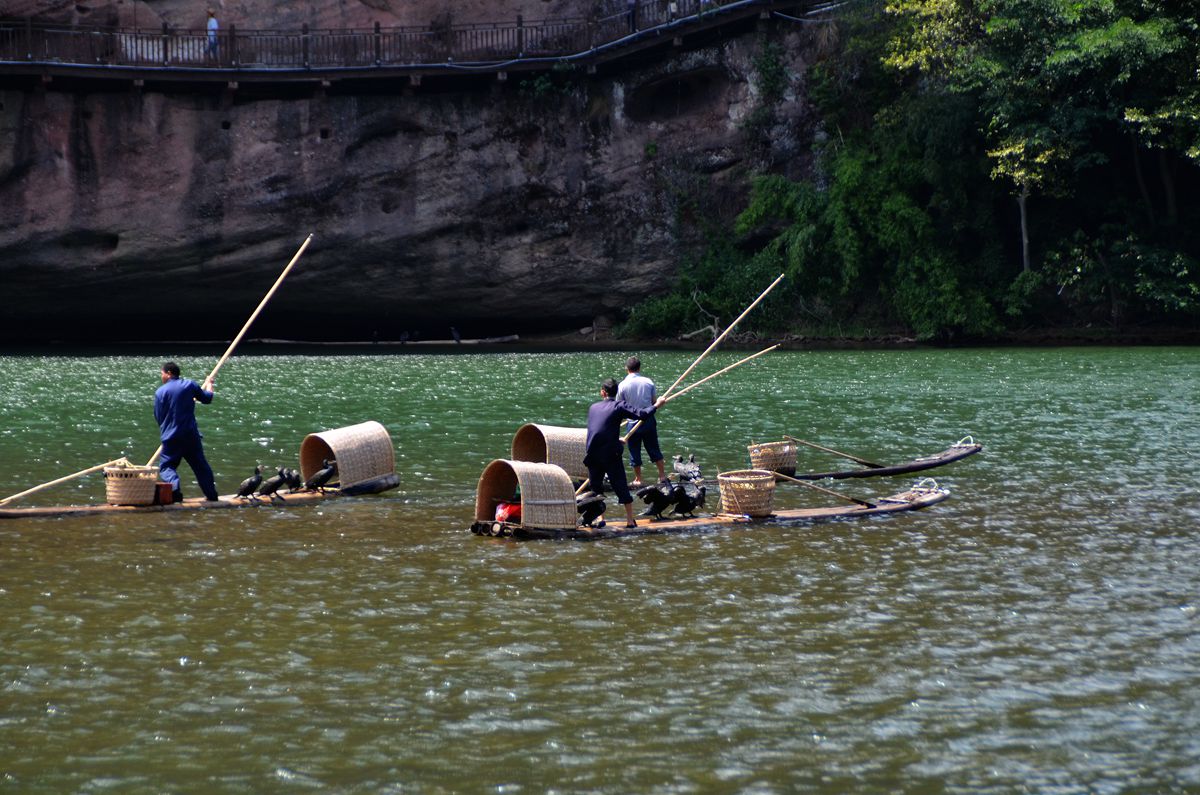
[474,459,577,530]
[510,423,588,479]
[299,420,395,491]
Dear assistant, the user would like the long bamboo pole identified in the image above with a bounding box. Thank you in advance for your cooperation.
[773,471,876,508]
[656,345,778,408]
[662,272,785,397]
[0,458,129,506]
[615,343,778,449]
[784,435,884,469]
[574,271,785,497]
[145,233,314,466]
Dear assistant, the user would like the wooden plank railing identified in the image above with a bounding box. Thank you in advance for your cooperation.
[0,0,770,72]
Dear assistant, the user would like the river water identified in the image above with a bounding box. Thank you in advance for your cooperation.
[1,347,1197,793]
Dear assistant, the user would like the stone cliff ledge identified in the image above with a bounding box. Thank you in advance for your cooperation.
[1,5,820,342]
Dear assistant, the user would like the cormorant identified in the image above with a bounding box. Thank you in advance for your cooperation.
[256,467,288,501]
[671,482,706,518]
[304,459,338,491]
[236,465,263,498]
[576,491,606,528]
[673,454,702,483]
[636,480,675,520]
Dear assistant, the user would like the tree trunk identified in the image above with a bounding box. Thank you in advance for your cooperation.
[1096,248,1122,328]
[1131,133,1156,227]
[1158,149,1178,226]
[1018,185,1031,272]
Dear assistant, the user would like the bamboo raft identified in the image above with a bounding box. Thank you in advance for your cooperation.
[472,486,949,541]
[748,437,983,480]
[790,442,982,480]
[0,474,400,520]
[1,419,400,521]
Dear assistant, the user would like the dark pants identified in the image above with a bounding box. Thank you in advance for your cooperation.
[160,433,218,501]
[587,456,634,505]
[625,416,663,469]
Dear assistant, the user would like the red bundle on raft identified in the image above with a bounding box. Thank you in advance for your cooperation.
[494,501,522,522]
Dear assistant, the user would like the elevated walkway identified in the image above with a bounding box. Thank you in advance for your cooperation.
[0,0,820,94]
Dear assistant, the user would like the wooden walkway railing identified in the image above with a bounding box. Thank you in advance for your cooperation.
[0,0,797,80]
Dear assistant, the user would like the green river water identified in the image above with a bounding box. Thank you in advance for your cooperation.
[1,347,1197,793]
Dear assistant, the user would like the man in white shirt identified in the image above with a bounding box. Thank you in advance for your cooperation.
[206,10,219,57]
[617,356,666,487]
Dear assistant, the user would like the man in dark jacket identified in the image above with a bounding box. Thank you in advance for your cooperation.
[583,377,665,528]
[154,361,219,502]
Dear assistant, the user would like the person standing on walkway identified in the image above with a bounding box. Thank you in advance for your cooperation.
[154,362,219,502]
[206,9,219,57]
[584,377,665,528]
[617,355,666,487]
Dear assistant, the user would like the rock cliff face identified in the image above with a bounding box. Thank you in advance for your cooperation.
[0,1,818,341]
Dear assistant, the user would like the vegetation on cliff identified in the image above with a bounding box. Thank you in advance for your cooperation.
[621,0,1200,341]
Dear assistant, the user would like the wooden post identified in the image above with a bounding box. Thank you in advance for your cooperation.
[229,23,238,66]
[374,21,381,65]
[25,17,32,60]
[516,15,524,57]
[302,22,309,68]
[161,21,168,66]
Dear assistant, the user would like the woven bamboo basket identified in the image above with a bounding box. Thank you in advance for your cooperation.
[104,464,160,506]
[747,440,797,478]
[510,423,588,479]
[299,420,395,489]
[717,469,776,517]
[475,459,577,530]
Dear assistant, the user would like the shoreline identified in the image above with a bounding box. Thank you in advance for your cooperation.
[1,327,1197,354]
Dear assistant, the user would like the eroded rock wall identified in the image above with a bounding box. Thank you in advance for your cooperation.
[0,11,818,341]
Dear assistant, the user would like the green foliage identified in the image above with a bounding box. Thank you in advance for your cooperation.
[618,2,1200,341]
[740,42,790,143]
[518,63,581,101]
[753,42,787,105]
[1044,229,1200,322]
[618,292,697,337]
[892,255,1000,339]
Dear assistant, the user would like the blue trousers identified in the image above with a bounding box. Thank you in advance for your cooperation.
[160,434,218,501]
[625,416,663,468]
[587,456,634,506]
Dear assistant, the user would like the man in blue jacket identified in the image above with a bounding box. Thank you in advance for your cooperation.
[584,377,665,528]
[154,361,219,502]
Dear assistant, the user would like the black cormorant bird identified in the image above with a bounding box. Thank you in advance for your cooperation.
[304,459,338,491]
[576,491,606,528]
[256,467,288,501]
[673,454,702,483]
[236,465,263,498]
[671,482,706,518]
[636,480,676,520]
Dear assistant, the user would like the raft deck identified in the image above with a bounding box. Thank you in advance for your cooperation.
[471,485,950,541]
[0,474,399,520]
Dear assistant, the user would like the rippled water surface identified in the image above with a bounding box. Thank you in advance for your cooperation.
[1,348,1198,793]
